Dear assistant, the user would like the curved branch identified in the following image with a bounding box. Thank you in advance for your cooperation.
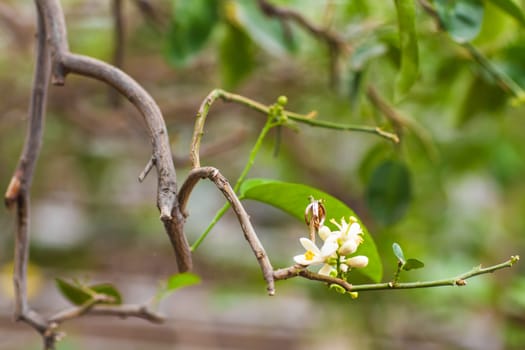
[179,167,275,295]
[190,89,398,168]
[36,0,191,272]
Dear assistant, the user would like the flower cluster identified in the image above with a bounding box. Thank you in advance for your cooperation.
[294,216,369,279]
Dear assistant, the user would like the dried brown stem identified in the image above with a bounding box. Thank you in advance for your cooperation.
[257,0,350,87]
[257,0,347,50]
[366,85,438,161]
[179,167,275,295]
[37,0,191,271]
[49,303,164,325]
[109,0,125,107]
[273,265,353,291]
[5,0,189,347]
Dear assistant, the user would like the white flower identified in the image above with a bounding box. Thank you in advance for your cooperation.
[330,217,364,255]
[294,236,338,275]
[345,255,369,269]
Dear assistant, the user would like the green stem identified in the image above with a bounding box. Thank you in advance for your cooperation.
[211,89,399,143]
[391,261,403,285]
[191,116,275,251]
[351,255,519,292]
[463,43,525,104]
[275,256,519,294]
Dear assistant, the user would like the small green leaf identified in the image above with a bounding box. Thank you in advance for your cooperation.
[56,278,91,305]
[394,0,419,99]
[239,179,382,283]
[392,242,406,264]
[233,0,297,55]
[156,272,201,302]
[166,272,201,291]
[90,283,122,305]
[488,0,525,26]
[403,258,425,271]
[165,0,219,66]
[435,0,485,43]
[56,278,122,305]
[365,159,412,225]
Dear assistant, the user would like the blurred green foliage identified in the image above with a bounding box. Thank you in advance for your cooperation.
[1,0,525,349]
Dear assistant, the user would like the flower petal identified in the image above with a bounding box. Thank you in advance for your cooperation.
[320,236,338,257]
[299,237,321,255]
[348,222,363,236]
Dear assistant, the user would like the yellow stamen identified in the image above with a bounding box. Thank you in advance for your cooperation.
[305,250,315,261]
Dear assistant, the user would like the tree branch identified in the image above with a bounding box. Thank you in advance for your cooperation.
[178,167,275,295]
[5,0,50,327]
[36,0,191,272]
[274,256,519,294]
[49,302,164,325]
[190,89,398,168]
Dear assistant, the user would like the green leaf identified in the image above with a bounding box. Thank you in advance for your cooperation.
[392,242,406,264]
[239,178,382,283]
[165,0,219,66]
[166,272,201,291]
[403,258,425,271]
[219,23,256,89]
[434,0,485,43]
[56,278,91,305]
[488,0,525,26]
[365,159,412,225]
[56,278,122,305]
[156,272,201,302]
[90,283,122,305]
[233,0,297,55]
[394,0,419,99]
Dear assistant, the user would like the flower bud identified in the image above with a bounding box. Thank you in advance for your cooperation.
[318,226,331,241]
[339,240,358,255]
[346,255,369,268]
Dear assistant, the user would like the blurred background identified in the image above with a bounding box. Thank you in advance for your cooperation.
[1,0,525,349]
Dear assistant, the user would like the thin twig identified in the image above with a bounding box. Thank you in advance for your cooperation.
[138,156,155,182]
[5,0,50,327]
[174,128,248,167]
[49,303,164,324]
[190,89,398,169]
[108,0,124,107]
[257,0,347,50]
[257,0,350,87]
[274,256,519,293]
[273,265,354,290]
[178,167,275,295]
[366,85,437,161]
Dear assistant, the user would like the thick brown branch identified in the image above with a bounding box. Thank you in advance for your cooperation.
[179,167,275,295]
[37,0,191,272]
